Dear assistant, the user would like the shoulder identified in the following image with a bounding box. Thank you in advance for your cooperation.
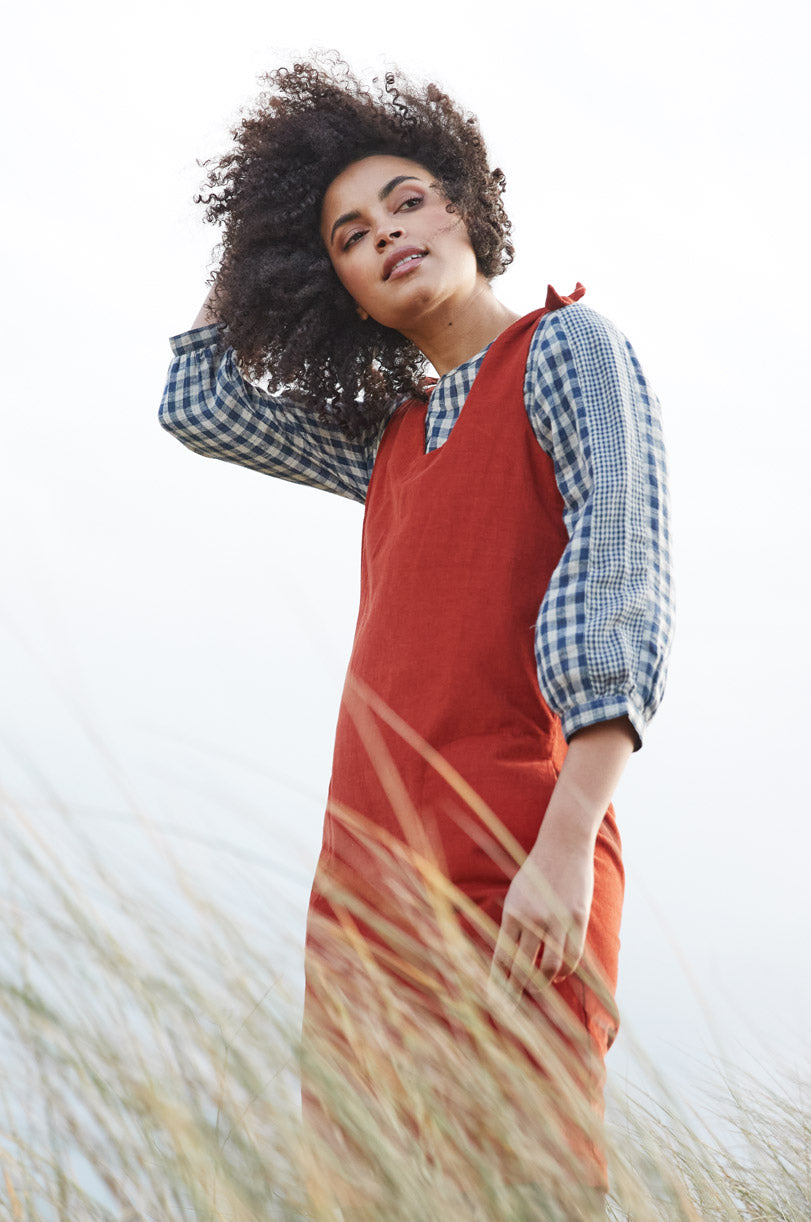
[526,302,653,419]
[524,300,662,457]
[529,302,633,372]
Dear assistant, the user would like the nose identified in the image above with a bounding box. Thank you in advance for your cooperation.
[375,224,403,250]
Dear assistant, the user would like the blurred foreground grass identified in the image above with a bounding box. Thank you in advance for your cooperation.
[0,792,807,1222]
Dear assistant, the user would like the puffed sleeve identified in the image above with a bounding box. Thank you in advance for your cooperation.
[525,303,674,748]
[158,325,383,503]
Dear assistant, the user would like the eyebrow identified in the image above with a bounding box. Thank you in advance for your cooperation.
[329,176,422,245]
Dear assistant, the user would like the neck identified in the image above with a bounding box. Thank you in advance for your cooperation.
[402,280,522,375]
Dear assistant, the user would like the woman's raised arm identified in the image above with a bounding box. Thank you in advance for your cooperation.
[158,289,387,504]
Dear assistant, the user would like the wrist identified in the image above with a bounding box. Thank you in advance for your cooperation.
[532,791,603,858]
[528,717,635,860]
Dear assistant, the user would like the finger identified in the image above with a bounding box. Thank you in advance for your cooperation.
[488,918,520,989]
[538,931,566,982]
[555,932,586,981]
[506,929,542,999]
[555,936,577,981]
[551,948,575,981]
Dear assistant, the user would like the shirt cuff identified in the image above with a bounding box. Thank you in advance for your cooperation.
[169,324,222,356]
[560,694,646,752]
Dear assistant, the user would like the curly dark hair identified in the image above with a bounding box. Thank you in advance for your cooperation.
[197,57,514,435]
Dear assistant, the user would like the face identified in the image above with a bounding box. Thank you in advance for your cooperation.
[319,154,481,334]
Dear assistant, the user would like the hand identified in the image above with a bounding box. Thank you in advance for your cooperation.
[488,827,595,1001]
[488,718,635,997]
[487,718,634,1003]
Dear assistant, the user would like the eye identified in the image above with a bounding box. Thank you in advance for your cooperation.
[397,195,423,211]
[342,228,367,252]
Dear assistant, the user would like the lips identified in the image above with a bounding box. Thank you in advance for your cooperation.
[383,246,427,280]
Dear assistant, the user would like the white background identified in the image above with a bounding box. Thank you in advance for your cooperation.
[2,0,809,1108]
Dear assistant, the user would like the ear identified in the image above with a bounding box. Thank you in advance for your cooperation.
[356,304,369,321]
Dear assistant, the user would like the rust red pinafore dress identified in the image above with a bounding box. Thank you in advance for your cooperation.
[304,290,625,1176]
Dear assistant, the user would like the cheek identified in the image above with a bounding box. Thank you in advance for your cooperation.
[342,269,377,311]
[435,212,477,264]
[327,258,366,307]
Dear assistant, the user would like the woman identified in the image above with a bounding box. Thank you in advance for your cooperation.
[160,58,673,1208]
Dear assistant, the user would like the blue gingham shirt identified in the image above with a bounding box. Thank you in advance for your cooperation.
[160,303,673,746]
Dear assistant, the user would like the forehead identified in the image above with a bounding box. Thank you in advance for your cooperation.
[320,155,433,221]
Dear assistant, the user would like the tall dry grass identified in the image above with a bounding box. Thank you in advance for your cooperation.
[0,782,807,1222]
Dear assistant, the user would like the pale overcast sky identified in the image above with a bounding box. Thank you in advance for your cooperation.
[2,0,809,1105]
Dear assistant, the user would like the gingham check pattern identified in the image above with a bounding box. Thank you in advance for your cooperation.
[161,303,673,746]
